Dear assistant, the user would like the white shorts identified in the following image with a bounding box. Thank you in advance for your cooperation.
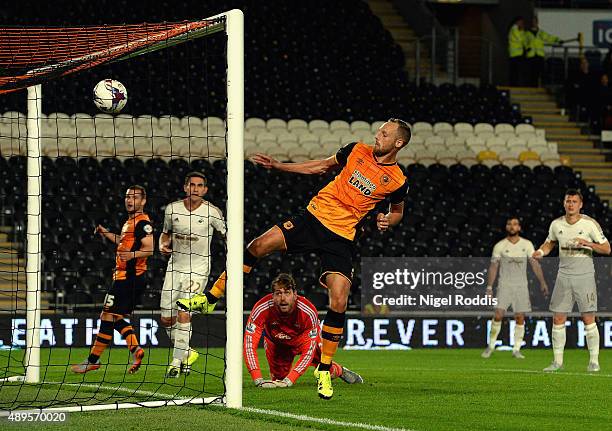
[550,273,597,314]
[160,270,208,318]
[496,283,531,313]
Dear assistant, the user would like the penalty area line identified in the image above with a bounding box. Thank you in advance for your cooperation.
[397,367,612,379]
[241,406,414,431]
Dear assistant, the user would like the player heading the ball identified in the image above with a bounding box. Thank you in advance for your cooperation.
[178,118,411,399]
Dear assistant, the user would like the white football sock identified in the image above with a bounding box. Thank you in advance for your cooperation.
[488,320,502,349]
[585,323,600,365]
[165,322,177,343]
[552,324,566,366]
[513,324,525,352]
[173,321,192,362]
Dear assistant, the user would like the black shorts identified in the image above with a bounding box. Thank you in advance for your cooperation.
[276,210,355,286]
[103,275,146,315]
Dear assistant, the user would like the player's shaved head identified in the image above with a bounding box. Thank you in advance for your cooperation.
[387,118,411,147]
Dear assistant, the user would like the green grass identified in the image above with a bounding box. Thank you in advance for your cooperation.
[1,347,611,430]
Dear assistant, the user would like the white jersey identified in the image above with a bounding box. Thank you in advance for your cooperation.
[491,237,535,286]
[547,214,607,276]
[163,200,226,275]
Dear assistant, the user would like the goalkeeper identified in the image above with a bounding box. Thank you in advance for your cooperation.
[244,273,363,388]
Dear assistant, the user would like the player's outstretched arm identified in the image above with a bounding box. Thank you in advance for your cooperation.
[251,153,338,175]
[95,225,120,245]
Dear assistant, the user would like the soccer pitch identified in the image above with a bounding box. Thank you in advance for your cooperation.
[1,348,610,430]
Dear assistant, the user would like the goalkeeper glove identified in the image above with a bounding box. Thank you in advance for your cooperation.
[254,378,277,388]
[273,377,293,388]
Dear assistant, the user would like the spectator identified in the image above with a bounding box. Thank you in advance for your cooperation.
[525,16,563,87]
[566,57,598,120]
[508,16,527,87]
[592,73,612,132]
[603,49,612,78]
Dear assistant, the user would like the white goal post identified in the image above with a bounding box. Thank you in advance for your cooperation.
[1,8,244,411]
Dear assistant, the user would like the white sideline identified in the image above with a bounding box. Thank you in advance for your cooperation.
[240,407,414,431]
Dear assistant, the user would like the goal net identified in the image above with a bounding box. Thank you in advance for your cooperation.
[0,10,244,412]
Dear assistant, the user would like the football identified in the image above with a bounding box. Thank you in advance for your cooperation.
[93,79,128,114]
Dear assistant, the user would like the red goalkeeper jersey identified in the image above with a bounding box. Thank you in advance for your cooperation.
[244,294,320,382]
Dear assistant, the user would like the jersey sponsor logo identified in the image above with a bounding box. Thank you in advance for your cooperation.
[246,322,257,334]
[274,332,291,340]
[348,169,376,196]
[144,224,153,234]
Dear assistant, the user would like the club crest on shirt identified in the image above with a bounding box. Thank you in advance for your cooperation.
[246,322,256,334]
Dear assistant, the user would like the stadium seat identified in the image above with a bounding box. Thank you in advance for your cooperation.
[350,120,370,133]
[329,120,350,132]
[266,118,287,131]
[454,122,474,136]
[474,123,494,135]
[309,119,329,134]
[445,135,466,147]
[413,122,433,137]
[433,122,453,137]
[494,123,514,135]
[287,119,309,134]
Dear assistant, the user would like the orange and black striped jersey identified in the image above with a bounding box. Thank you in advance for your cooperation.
[113,213,153,281]
[307,142,408,240]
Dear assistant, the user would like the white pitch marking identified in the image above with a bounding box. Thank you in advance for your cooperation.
[240,406,415,431]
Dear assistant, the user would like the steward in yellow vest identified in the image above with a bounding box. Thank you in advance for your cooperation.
[525,17,563,87]
[507,17,527,86]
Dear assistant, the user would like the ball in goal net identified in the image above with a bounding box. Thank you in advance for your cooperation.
[0,9,244,412]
